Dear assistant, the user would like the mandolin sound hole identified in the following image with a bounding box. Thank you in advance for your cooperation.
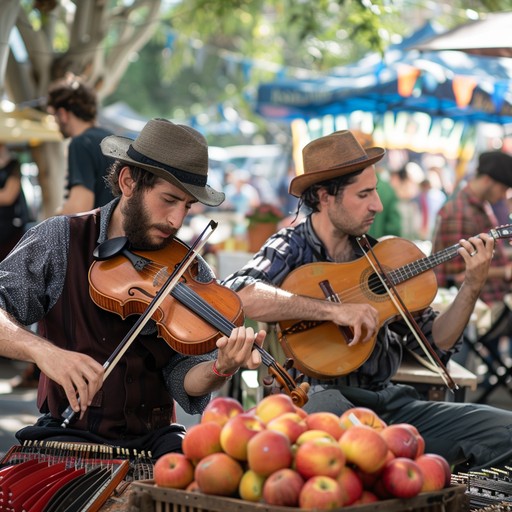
[361,268,390,302]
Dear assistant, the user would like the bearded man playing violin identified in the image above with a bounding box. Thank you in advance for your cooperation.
[223,129,512,472]
[0,118,264,457]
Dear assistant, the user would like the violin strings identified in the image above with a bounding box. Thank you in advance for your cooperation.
[130,260,276,367]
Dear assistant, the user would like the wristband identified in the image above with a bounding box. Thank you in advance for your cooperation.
[212,360,237,379]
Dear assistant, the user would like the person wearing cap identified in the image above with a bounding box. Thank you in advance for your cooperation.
[0,118,263,456]
[223,130,512,471]
[433,150,512,302]
[432,150,512,391]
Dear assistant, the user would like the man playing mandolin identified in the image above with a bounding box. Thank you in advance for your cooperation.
[0,118,264,456]
[223,129,512,471]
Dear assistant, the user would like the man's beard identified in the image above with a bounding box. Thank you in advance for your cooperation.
[121,190,177,250]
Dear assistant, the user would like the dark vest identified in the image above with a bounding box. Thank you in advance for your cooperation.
[38,210,175,439]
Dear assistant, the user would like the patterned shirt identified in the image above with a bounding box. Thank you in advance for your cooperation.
[432,184,510,305]
[222,216,458,389]
[0,198,215,415]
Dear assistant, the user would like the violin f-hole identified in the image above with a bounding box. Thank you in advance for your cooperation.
[318,280,354,343]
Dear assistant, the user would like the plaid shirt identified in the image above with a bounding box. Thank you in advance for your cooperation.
[222,216,457,389]
[432,184,510,305]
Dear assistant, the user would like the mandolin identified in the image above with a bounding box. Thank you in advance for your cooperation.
[278,225,512,379]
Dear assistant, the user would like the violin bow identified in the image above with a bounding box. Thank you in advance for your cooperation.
[61,221,218,427]
[357,235,457,392]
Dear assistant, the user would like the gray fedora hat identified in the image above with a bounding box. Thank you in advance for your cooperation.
[290,130,385,197]
[101,118,225,206]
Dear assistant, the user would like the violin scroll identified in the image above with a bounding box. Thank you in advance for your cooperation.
[264,360,310,407]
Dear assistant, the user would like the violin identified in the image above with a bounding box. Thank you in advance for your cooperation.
[279,225,512,380]
[88,236,309,406]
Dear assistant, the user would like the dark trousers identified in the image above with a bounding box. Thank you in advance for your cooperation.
[15,414,186,459]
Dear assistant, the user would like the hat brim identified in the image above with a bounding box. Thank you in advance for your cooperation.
[289,147,385,197]
[101,135,225,207]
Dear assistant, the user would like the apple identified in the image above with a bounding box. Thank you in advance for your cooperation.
[247,429,293,477]
[238,469,267,502]
[338,425,389,474]
[380,424,419,459]
[186,480,200,492]
[294,405,309,419]
[194,452,244,496]
[353,490,379,504]
[296,429,336,446]
[153,452,194,489]
[339,407,387,431]
[255,394,297,424]
[294,437,346,479]
[305,412,345,440]
[182,421,222,464]
[400,423,425,457]
[336,466,363,506]
[299,476,344,510]
[267,411,308,443]
[262,468,305,507]
[382,457,424,499]
[201,396,244,426]
[220,412,266,461]
[416,453,451,490]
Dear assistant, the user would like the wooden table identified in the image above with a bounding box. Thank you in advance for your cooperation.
[393,355,478,402]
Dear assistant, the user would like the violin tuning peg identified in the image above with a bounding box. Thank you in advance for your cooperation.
[262,375,274,387]
[284,358,294,370]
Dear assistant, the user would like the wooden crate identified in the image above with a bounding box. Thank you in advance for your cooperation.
[128,481,468,512]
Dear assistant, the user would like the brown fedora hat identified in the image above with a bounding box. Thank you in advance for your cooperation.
[101,118,225,206]
[289,130,385,197]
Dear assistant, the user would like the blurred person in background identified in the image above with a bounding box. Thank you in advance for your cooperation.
[47,75,114,215]
[389,162,424,241]
[0,143,28,261]
[351,131,402,240]
[432,151,512,376]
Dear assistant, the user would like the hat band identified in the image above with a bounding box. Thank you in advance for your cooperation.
[127,145,207,187]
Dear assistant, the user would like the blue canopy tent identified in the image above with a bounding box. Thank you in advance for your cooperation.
[255,22,512,125]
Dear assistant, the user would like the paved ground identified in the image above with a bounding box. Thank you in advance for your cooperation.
[1,355,512,461]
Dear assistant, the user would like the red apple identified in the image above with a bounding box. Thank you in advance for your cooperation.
[305,412,345,440]
[294,405,309,419]
[201,396,244,426]
[400,423,425,457]
[339,407,387,431]
[416,453,451,490]
[338,425,389,474]
[238,469,266,502]
[255,394,296,424]
[336,466,363,506]
[186,480,200,492]
[262,468,305,507]
[382,457,424,499]
[294,437,346,479]
[299,476,344,510]
[247,429,293,477]
[182,421,222,464]
[267,411,308,443]
[353,490,379,504]
[380,424,419,459]
[194,452,244,496]
[220,412,266,461]
[153,452,194,489]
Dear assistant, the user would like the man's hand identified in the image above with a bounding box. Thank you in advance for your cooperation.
[214,326,265,375]
[330,303,380,346]
[35,345,104,415]
[458,234,495,291]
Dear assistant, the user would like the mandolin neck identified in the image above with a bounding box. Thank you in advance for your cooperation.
[388,243,460,286]
[387,224,512,286]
